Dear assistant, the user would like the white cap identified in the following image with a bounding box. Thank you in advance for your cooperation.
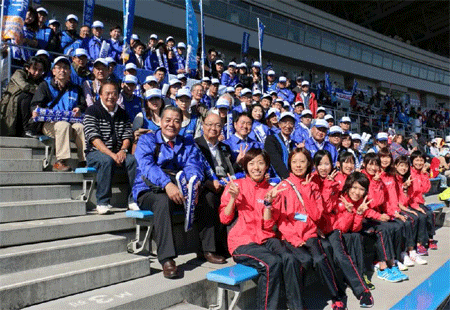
[73,48,87,57]
[275,98,284,103]
[125,63,137,71]
[149,34,158,40]
[131,34,139,40]
[238,62,247,68]
[211,78,220,85]
[169,78,181,86]
[145,88,162,99]
[329,126,343,135]
[93,58,109,67]
[266,108,279,119]
[177,73,186,80]
[176,88,192,98]
[313,119,329,129]
[66,14,78,22]
[92,21,104,28]
[215,59,224,64]
[177,42,186,49]
[123,75,138,84]
[165,36,175,43]
[283,100,290,107]
[351,133,362,141]
[262,93,272,100]
[324,114,334,121]
[340,116,351,123]
[52,56,70,68]
[228,62,237,67]
[144,75,157,84]
[317,106,326,113]
[252,89,262,96]
[294,101,304,107]
[445,135,450,143]
[279,112,296,122]
[301,81,310,86]
[241,88,252,96]
[267,70,275,76]
[226,86,235,93]
[269,90,277,95]
[216,98,230,109]
[35,49,50,57]
[279,76,287,83]
[252,61,261,67]
[155,66,167,72]
[301,109,313,117]
[36,7,48,15]
[105,56,116,64]
[376,132,388,141]
[48,19,60,25]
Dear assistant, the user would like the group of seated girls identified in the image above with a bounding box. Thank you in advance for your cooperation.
[220,147,436,310]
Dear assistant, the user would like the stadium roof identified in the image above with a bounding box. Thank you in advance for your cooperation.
[299,1,449,58]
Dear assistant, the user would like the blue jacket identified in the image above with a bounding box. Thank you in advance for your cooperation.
[223,134,263,162]
[60,31,81,55]
[179,115,198,139]
[36,27,52,49]
[84,36,103,60]
[276,87,295,103]
[248,121,270,144]
[106,39,123,63]
[70,65,90,87]
[142,113,160,131]
[291,124,310,143]
[133,131,205,200]
[221,71,239,87]
[122,93,143,123]
[304,137,338,165]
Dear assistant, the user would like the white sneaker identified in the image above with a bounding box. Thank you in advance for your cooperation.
[397,260,408,271]
[402,252,415,267]
[96,204,112,215]
[128,202,140,211]
[410,250,427,265]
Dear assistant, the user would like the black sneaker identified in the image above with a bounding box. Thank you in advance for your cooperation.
[363,274,375,290]
[359,291,374,308]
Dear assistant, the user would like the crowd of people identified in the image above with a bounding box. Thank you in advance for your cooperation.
[0,5,447,310]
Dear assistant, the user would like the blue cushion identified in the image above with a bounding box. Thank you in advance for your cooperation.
[426,203,445,211]
[39,135,53,142]
[125,210,154,219]
[74,167,97,173]
[206,264,259,285]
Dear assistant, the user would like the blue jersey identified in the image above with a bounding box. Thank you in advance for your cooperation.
[223,134,263,162]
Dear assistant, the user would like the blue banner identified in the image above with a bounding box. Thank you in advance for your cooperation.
[241,32,250,55]
[2,0,30,41]
[352,79,358,95]
[83,0,95,27]
[199,0,205,70]
[325,72,332,94]
[258,19,265,50]
[123,0,135,45]
[185,0,199,70]
[33,0,41,4]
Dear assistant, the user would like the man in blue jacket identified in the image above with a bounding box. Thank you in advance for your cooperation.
[133,106,210,278]
[84,20,105,60]
[304,118,338,165]
[220,62,239,87]
[60,14,81,55]
[276,76,295,104]
[106,25,123,63]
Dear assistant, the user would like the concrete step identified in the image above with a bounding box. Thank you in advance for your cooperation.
[0,136,45,149]
[164,302,208,310]
[0,212,136,247]
[0,252,150,310]
[0,199,86,223]
[0,185,71,203]
[0,147,32,159]
[0,234,127,274]
[0,159,42,172]
[0,172,84,186]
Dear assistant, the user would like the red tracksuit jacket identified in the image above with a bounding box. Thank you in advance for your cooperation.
[409,168,431,210]
[311,172,340,234]
[332,193,365,233]
[220,176,276,255]
[380,171,402,217]
[274,174,323,247]
[361,170,387,220]
[335,171,348,191]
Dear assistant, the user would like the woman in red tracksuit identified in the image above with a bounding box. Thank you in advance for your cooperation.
[394,155,428,265]
[409,150,437,253]
[273,148,347,310]
[361,153,407,282]
[220,148,301,310]
[379,148,415,271]
[335,151,357,191]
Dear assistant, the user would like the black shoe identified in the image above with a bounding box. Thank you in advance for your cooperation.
[363,274,375,290]
[358,291,374,308]
[24,131,39,139]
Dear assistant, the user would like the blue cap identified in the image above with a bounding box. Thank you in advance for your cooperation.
[376,132,388,141]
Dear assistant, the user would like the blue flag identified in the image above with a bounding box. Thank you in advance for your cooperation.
[186,0,199,70]
[2,0,30,41]
[241,32,250,55]
[325,72,332,94]
[258,19,265,50]
[83,0,95,27]
[199,0,205,69]
[123,0,135,45]
[352,79,358,95]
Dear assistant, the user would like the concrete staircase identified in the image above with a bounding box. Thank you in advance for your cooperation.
[0,137,150,310]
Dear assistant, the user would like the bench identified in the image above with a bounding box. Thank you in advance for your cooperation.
[74,167,97,202]
[207,264,259,310]
[428,177,441,196]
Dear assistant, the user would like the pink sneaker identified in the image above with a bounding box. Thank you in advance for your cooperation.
[428,240,438,250]
[417,244,429,256]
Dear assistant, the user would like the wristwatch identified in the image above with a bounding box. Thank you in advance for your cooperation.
[120,149,128,153]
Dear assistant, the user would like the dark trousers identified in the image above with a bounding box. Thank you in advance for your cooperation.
[421,204,436,241]
[385,220,405,260]
[233,240,283,310]
[405,208,428,245]
[362,219,395,262]
[328,230,368,297]
[86,150,136,205]
[18,92,33,135]
[284,237,342,302]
